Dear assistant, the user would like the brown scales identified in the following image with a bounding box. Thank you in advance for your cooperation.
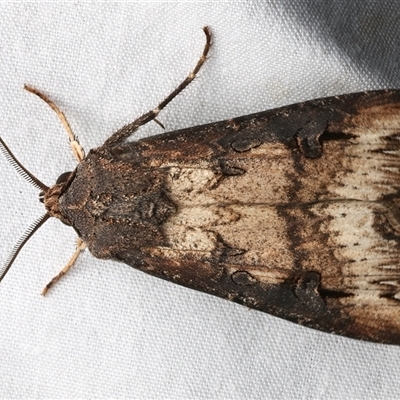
[2,27,400,344]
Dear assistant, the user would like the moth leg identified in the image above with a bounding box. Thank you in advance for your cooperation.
[24,85,85,163]
[105,26,212,146]
[154,118,165,129]
[41,238,86,296]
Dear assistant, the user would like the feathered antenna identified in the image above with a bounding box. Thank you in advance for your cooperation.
[0,137,48,192]
[0,136,50,282]
[0,213,50,282]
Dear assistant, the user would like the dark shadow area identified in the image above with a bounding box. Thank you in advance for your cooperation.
[258,1,400,86]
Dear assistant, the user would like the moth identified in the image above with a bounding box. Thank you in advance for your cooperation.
[1,27,400,345]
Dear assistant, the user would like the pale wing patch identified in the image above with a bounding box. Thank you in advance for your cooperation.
[166,142,295,205]
[312,201,400,296]
[161,204,294,284]
[327,103,400,201]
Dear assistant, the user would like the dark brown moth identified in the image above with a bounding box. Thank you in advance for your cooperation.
[2,27,400,344]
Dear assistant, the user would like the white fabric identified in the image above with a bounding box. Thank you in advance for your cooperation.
[0,2,400,398]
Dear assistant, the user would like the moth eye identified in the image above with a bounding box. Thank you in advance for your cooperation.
[39,191,45,203]
[56,171,73,185]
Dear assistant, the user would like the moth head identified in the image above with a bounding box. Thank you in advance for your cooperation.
[0,137,74,282]
[41,171,75,224]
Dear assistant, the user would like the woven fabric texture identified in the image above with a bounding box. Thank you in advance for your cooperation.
[0,2,399,399]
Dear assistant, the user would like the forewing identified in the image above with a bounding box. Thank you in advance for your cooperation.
[108,91,400,343]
